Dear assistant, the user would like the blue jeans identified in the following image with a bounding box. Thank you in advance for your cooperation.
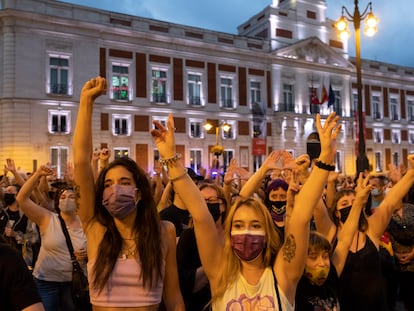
[34,278,76,311]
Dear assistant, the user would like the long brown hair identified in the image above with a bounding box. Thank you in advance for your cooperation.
[92,157,163,293]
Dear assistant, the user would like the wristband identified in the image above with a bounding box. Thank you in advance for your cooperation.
[314,160,335,171]
[168,168,188,182]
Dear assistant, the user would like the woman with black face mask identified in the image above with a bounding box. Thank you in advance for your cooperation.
[0,185,39,262]
[176,183,227,310]
[264,179,289,241]
[313,156,414,311]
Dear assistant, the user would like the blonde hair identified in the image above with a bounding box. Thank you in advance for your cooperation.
[212,197,282,302]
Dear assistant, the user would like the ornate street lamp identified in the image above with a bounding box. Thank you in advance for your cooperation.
[203,120,231,174]
[335,1,378,174]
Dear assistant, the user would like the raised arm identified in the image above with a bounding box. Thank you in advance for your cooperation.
[4,158,26,187]
[313,171,338,243]
[16,165,54,231]
[332,173,371,276]
[239,151,281,198]
[275,113,341,302]
[151,114,222,282]
[73,77,107,227]
[368,154,414,241]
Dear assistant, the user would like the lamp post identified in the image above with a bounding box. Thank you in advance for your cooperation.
[203,120,231,176]
[335,1,378,174]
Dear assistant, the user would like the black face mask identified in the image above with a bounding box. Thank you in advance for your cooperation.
[338,205,352,223]
[269,200,287,215]
[207,203,221,222]
[4,193,16,206]
[267,200,286,223]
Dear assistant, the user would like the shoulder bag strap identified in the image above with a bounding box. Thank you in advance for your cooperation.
[271,267,283,311]
[57,214,77,262]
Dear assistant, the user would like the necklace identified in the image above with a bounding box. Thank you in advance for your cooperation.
[121,243,136,260]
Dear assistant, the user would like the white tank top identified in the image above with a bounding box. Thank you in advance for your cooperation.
[33,213,87,282]
[212,267,294,311]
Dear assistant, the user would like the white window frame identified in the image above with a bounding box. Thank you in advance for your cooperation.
[283,83,294,111]
[220,76,235,109]
[152,116,168,130]
[393,152,400,168]
[407,98,414,122]
[151,66,170,104]
[222,120,236,140]
[335,150,343,172]
[189,119,204,139]
[48,110,71,134]
[375,151,382,172]
[372,94,382,120]
[249,80,262,109]
[392,129,400,144]
[46,52,72,95]
[112,114,131,136]
[187,71,205,106]
[111,61,132,101]
[373,128,383,144]
[50,146,69,179]
[223,149,235,169]
[389,97,399,121]
[352,92,358,115]
[189,149,203,174]
[114,148,130,159]
[409,131,414,144]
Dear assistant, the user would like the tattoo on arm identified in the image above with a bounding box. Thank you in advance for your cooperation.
[282,234,296,263]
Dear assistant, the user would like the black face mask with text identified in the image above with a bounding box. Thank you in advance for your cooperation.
[267,200,286,222]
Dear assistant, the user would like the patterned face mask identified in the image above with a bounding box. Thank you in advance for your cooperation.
[304,265,330,286]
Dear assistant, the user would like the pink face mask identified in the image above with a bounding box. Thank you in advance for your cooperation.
[230,230,266,261]
[102,184,137,219]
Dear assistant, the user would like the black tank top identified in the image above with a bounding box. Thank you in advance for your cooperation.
[337,234,387,311]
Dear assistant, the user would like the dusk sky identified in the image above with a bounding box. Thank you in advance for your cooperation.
[59,0,414,68]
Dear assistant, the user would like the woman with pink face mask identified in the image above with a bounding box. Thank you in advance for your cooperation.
[151,111,341,310]
[73,77,184,311]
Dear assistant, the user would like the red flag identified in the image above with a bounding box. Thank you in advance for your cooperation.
[320,85,329,104]
[311,87,320,105]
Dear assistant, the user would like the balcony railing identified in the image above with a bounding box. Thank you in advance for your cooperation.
[50,83,68,95]
[221,98,234,109]
[189,96,201,106]
[152,93,166,103]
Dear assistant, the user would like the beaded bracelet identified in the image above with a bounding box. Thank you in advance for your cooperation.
[159,153,181,168]
[314,160,335,171]
[168,168,188,182]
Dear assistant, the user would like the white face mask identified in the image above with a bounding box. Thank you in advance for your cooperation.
[59,197,77,213]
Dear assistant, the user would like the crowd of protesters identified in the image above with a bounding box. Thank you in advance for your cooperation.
[1,76,414,311]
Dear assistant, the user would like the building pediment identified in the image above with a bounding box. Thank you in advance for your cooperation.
[275,37,352,68]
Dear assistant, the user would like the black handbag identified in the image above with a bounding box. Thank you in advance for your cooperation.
[58,215,92,311]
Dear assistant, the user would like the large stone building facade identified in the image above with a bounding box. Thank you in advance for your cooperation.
[0,0,413,177]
